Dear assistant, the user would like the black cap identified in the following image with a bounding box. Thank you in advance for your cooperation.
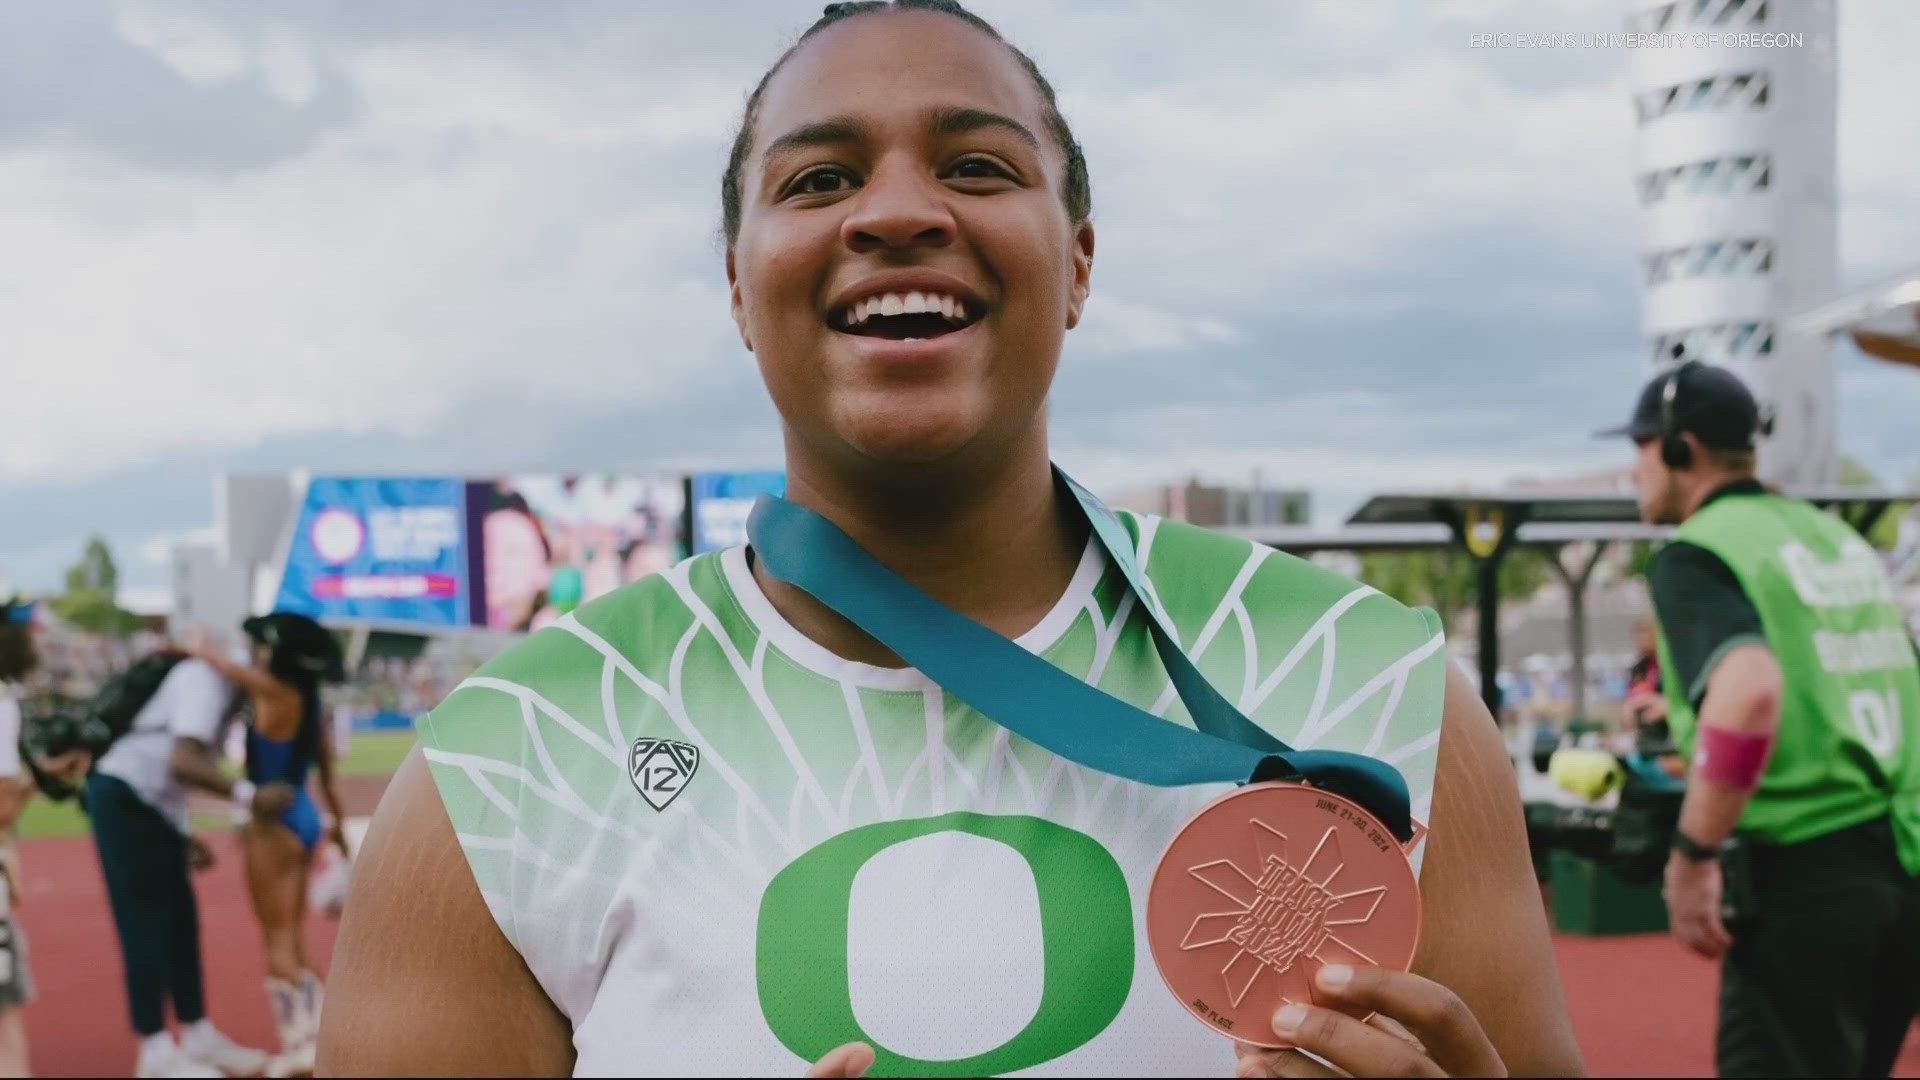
[243,611,346,682]
[1595,353,1767,449]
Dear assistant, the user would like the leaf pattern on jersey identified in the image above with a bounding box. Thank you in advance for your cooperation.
[419,512,1445,1019]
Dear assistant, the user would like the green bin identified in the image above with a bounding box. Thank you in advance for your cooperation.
[1548,848,1670,935]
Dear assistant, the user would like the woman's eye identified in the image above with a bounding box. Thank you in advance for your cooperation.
[949,158,1011,180]
[788,167,856,196]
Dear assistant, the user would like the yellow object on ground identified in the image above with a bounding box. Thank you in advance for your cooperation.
[1550,748,1625,801]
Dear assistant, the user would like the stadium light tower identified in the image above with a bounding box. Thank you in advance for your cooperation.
[1628,0,1838,484]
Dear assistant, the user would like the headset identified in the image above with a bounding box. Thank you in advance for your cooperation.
[1657,351,1701,471]
[1657,344,1775,472]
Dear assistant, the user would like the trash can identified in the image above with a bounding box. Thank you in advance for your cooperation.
[1549,848,1669,935]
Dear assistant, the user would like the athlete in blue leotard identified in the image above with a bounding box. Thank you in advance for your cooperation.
[246,723,323,853]
[187,611,347,1077]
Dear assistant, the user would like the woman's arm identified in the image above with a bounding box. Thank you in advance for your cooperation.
[312,715,350,857]
[1238,663,1584,1078]
[0,776,27,835]
[185,647,285,699]
[316,747,574,1075]
[1409,663,1582,1074]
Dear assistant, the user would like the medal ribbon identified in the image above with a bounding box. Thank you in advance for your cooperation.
[747,466,1414,840]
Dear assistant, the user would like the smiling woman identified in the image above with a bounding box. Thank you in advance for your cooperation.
[318,3,1582,1077]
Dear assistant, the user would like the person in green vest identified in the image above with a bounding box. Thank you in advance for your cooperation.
[1602,357,1920,1078]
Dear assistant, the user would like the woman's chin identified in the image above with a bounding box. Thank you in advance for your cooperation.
[833,403,991,467]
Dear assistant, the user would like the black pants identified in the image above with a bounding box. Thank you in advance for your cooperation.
[1718,815,1920,1078]
[85,773,207,1036]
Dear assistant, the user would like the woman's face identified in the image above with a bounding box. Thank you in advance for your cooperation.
[729,10,1094,472]
[484,509,550,629]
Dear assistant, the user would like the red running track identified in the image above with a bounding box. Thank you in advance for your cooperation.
[13,833,1920,1076]
[17,833,339,1077]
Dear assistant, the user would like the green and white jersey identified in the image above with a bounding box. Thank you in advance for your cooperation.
[419,512,1449,1077]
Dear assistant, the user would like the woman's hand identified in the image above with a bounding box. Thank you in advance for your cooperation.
[251,780,297,820]
[186,834,217,872]
[41,749,86,786]
[329,822,352,860]
[1626,691,1668,725]
[182,624,216,658]
[1234,965,1506,1077]
[805,1042,874,1077]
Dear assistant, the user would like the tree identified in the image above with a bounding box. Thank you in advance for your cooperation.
[47,536,144,638]
[65,536,119,596]
[1358,546,1549,633]
[1836,454,1878,490]
[1835,455,1909,551]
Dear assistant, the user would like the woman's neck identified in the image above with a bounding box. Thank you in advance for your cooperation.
[751,446,1090,669]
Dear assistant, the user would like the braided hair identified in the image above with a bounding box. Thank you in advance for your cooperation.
[243,613,344,782]
[263,637,325,775]
[719,0,1091,246]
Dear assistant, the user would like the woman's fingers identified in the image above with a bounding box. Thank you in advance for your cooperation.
[1365,1010,1427,1052]
[1301,965,1506,1078]
[805,1042,875,1078]
[1233,1040,1341,1077]
[1270,1000,1447,1078]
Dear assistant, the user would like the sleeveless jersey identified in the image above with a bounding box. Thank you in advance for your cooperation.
[418,512,1450,1077]
[1657,494,1920,866]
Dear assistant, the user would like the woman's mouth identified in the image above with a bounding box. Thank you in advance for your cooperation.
[830,290,983,341]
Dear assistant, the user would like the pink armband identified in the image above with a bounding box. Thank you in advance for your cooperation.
[1694,725,1774,791]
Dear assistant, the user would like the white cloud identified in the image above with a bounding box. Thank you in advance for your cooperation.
[1061,48,1635,317]
[0,28,747,479]
[1835,0,1920,284]
[2,0,1862,485]
[136,523,220,568]
[259,29,319,106]
[1073,295,1243,354]
[1430,0,1610,23]
[1,0,1915,600]
[114,3,248,83]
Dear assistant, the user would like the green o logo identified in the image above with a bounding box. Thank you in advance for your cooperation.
[757,813,1133,1076]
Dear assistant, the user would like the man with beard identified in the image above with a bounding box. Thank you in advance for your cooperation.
[1601,357,1920,1077]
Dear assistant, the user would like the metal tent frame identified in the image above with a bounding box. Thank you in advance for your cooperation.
[1230,489,1914,717]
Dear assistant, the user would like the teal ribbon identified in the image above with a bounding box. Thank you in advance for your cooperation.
[747,467,1413,840]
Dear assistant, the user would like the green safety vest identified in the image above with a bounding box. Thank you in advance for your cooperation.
[1656,493,1920,872]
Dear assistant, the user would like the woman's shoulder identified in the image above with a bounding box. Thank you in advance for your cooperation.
[421,551,731,738]
[1118,510,1440,640]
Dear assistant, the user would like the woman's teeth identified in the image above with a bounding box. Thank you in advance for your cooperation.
[837,291,973,330]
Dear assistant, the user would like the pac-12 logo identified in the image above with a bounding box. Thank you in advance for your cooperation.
[628,738,699,811]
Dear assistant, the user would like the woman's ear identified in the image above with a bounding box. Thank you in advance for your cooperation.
[727,248,755,353]
[1064,221,1095,330]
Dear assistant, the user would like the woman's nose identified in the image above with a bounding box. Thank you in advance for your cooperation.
[841,162,955,253]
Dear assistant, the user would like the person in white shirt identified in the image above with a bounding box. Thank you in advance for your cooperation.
[74,652,285,1079]
[0,606,39,1077]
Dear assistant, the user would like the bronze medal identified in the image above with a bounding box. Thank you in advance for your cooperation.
[1146,782,1423,1047]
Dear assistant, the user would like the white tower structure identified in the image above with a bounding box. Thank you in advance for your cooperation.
[1628,0,1838,485]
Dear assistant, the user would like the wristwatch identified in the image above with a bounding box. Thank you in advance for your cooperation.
[1671,830,1723,863]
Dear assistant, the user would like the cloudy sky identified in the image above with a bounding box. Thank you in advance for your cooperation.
[4,0,1918,609]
